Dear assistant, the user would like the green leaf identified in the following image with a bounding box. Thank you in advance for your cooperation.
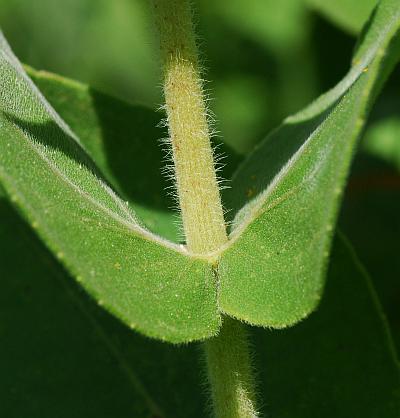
[24,66,241,237]
[218,0,400,327]
[306,0,377,35]
[340,113,400,349]
[25,67,180,242]
[0,32,220,343]
[255,233,400,416]
[0,0,160,104]
[201,0,319,155]
[3,194,398,415]
[0,194,207,418]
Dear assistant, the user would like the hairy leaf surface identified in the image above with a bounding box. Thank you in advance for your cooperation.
[0,194,207,417]
[25,67,241,241]
[2,196,398,416]
[0,33,220,343]
[218,0,400,327]
[26,67,179,242]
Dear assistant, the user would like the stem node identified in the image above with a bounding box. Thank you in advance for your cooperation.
[153,2,259,417]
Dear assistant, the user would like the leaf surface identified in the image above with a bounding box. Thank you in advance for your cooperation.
[2,196,398,416]
[0,194,207,418]
[340,111,400,349]
[0,32,220,343]
[26,67,180,242]
[0,0,160,104]
[218,0,400,328]
[25,67,241,241]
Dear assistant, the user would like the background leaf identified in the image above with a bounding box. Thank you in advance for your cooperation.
[306,0,377,34]
[363,116,400,170]
[340,82,400,350]
[0,0,323,156]
[0,0,160,104]
[218,0,400,328]
[254,233,400,417]
[0,32,219,343]
[1,0,372,158]
[198,0,319,154]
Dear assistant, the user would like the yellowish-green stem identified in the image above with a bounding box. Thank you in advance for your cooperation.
[153,1,259,417]
[205,318,259,418]
[153,0,226,254]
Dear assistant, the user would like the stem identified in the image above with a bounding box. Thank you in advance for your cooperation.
[153,1,259,417]
[153,0,226,254]
[205,318,259,418]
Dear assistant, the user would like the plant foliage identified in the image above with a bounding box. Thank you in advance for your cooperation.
[1,0,400,415]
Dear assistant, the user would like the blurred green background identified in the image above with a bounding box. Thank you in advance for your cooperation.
[0,0,376,153]
[1,0,399,344]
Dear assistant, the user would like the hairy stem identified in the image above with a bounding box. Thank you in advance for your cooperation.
[205,318,259,418]
[153,1,259,417]
[153,0,226,254]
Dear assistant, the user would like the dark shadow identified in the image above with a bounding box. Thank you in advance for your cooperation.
[311,14,354,92]
[89,88,242,235]
[88,90,173,213]
[4,112,114,190]
[90,88,242,209]
[6,78,241,243]
[338,66,400,350]
[5,107,185,241]
[252,233,400,417]
[340,151,400,350]
[352,5,378,57]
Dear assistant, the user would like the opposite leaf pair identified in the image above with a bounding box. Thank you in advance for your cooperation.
[0,0,400,343]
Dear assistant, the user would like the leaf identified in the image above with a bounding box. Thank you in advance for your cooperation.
[306,0,377,35]
[0,194,207,418]
[0,32,220,343]
[25,66,180,242]
[218,0,400,327]
[24,66,242,239]
[254,233,400,417]
[201,0,319,154]
[2,194,398,415]
[0,0,160,104]
[340,117,400,349]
